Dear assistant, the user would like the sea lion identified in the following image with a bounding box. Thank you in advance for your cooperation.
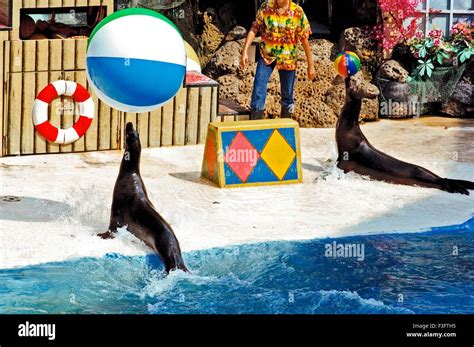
[98,122,188,272]
[336,72,474,195]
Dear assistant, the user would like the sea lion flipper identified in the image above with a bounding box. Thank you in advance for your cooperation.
[97,230,116,239]
[437,179,471,196]
[453,179,474,191]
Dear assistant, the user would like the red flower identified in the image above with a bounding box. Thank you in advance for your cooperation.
[375,0,426,51]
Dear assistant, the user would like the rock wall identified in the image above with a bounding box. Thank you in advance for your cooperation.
[205,38,379,128]
[155,1,383,128]
[159,2,241,68]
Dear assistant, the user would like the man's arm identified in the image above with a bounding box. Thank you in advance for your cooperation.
[241,28,257,70]
[302,37,316,81]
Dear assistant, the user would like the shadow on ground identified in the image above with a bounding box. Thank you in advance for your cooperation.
[0,196,72,222]
[169,172,217,188]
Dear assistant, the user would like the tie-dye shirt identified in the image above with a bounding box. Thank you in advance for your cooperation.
[252,0,312,70]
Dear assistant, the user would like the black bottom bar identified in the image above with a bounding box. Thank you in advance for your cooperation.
[1,314,473,346]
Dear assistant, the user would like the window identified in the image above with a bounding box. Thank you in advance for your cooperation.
[20,6,107,39]
[0,0,12,28]
[418,0,473,34]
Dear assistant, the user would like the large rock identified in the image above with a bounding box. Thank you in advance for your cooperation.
[381,81,411,102]
[441,64,474,117]
[296,99,338,128]
[217,74,241,100]
[390,44,417,72]
[440,101,468,118]
[377,59,415,119]
[225,26,247,42]
[198,9,226,68]
[205,39,245,77]
[197,3,240,68]
[325,82,379,124]
[338,27,379,78]
[379,95,420,119]
[379,60,409,82]
[451,78,473,105]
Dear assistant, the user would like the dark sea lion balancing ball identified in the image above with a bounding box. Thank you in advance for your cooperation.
[98,122,188,273]
[336,72,474,195]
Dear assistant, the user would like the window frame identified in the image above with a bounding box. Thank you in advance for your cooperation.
[418,0,473,34]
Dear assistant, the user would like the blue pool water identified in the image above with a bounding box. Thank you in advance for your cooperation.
[1,218,473,314]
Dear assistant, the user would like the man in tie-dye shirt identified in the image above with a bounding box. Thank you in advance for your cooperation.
[241,0,315,119]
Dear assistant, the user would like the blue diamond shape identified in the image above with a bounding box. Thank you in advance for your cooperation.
[241,129,275,153]
[224,162,242,185]
[246,158,279,183]
[276,128,296,151]
[221,131,238,155]
[283,157,298,181]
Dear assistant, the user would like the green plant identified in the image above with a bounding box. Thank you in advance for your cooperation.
[415,58,434,78]
[451,22,474,64]
[407,22,473,80]
[457,47,474,64]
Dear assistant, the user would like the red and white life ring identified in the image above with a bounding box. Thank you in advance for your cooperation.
[32,80,95,144]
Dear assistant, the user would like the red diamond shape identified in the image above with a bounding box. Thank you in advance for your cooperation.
[224,132,260,182]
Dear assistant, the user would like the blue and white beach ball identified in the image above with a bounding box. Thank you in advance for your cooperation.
[86,8,186,113]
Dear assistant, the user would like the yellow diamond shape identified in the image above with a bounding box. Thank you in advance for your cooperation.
[261,129,296,180]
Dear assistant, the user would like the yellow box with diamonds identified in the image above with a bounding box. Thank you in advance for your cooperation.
[201,119,303,188]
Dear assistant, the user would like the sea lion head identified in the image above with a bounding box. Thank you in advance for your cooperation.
[346,71,379,100]
[124,122,141,166]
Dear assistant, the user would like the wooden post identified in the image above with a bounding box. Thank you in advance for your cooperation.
[148,108,162,148]
[198,87,212,144]
[110,108,120,150]
[98,100,111,150]
[173,87,187,146]
[161,99,174,146]
[0,30,9,156]
[211,86,218,122]
[185,88,199,145]
[137,111,149,149]
[7,73,22,155]
[20,41,36,154]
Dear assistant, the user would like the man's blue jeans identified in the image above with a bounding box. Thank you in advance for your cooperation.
[250,57,296,113]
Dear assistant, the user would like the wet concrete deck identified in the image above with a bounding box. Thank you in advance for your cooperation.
[1,117,473,268]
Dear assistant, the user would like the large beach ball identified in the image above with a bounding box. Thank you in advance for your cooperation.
[185,41,201,73]
[86,8,186,113]
[334,51,361,78]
